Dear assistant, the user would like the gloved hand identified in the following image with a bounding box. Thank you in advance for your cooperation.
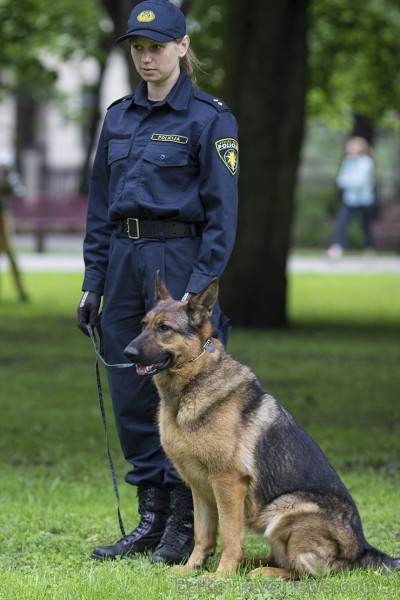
[77,291,101,336]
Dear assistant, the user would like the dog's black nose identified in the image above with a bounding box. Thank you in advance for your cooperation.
[124,344,139,363]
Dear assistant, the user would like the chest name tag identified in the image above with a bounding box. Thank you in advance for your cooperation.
[151,133,188,145]
[215,138,239,175]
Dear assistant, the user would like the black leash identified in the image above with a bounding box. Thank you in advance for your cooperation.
[86,324,134,537]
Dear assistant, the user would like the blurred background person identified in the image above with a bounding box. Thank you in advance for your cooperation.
[0,152,29,302]
[327,136,376,259]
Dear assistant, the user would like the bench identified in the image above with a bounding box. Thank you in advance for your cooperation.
[11,193,88,252]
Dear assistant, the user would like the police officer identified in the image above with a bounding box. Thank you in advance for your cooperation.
[77,0,239,565]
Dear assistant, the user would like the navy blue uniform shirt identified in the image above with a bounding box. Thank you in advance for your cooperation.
[83,70,239,295]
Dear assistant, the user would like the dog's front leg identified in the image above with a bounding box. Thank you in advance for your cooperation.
[189,489,218,569]
[209,472,248,576]
[172,488,218,574]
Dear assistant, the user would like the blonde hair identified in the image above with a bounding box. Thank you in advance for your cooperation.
[175,40,202,85]
[347,136,373,158]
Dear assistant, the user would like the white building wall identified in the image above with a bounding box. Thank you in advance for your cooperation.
[0,49,131,182]
[0,97,16,158]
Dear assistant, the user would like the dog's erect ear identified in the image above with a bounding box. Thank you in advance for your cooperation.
[155,270,173,301]
[187,278,219,326]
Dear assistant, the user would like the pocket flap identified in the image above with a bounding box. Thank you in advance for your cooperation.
[108,139,131,165]
[143,144,189,167]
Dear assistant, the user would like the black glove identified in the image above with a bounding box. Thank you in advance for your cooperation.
[77,291,101,336]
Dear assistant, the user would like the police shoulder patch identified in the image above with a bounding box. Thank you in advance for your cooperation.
[107,93,134,110]
[215,138,239,175]
[193,90,229,112]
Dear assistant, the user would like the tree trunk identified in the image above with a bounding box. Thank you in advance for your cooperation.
[221,0,309,328]
[79,35,115,194]
[79,0,139,191]
[102,0,141,90]
[352,113,374,145]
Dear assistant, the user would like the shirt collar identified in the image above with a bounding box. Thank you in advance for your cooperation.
[132,70,192,111]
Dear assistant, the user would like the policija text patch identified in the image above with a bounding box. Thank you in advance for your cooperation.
[151,133,188,144]
[215,138,239,175]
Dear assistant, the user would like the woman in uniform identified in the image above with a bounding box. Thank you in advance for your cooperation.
[77,0,239,565]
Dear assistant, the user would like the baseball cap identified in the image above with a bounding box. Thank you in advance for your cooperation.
[116,0,186,44]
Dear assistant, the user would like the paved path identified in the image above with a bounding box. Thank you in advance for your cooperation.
[287,254,400,274]
[2,252,400,274]
[1,234,400,273]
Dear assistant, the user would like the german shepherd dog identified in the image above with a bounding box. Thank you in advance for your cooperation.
[124,273,400,579]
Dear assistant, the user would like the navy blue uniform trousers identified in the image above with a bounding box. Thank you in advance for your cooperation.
[101,230,229,486]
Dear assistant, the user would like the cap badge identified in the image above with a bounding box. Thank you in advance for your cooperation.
[137,10,155,23]
[215,138,239,175]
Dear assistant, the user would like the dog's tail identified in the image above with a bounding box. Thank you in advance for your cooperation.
[357,545,400,572]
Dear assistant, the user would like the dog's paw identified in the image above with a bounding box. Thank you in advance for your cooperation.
[250,566,297,580]
[170,564,199,576]
[201,564,238,579]
[201,571,226,579]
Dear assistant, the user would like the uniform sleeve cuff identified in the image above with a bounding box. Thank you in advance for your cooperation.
[185,274,214,295]
[181,292,196,301]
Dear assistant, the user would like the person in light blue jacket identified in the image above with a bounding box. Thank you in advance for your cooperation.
[327,137,376,259]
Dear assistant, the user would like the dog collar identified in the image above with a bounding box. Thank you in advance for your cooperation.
[175,338,215,369]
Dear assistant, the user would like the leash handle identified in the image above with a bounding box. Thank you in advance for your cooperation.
[86,323,127,537]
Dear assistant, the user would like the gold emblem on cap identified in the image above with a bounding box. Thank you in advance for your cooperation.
[137,10,155,23]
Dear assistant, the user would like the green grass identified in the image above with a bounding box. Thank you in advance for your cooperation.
[0,270,399,599]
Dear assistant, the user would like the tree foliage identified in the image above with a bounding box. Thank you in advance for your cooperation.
[308,0,400,130]
[188,0,400,132]
[0,0,104,99]
[4,0,400,128]
[186,0,226,96]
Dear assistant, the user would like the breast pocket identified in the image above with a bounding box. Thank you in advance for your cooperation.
[107,139,131,201]
[140,143,190,203]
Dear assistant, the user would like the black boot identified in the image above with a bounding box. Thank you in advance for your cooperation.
[151,484,194,565]
[91,484,170,560]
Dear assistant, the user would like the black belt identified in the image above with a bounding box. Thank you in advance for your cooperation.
[118,218,203,240]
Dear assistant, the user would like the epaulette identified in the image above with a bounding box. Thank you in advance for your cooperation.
[193,90,229,112]
[107,93,134,110]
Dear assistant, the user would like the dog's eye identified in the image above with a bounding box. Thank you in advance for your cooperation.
[158,323,170,333]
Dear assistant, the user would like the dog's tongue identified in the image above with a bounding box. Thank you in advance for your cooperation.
[135,357,170,376]
[136,364,156,376]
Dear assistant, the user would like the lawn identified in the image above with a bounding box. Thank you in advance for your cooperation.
[0,269,399,599]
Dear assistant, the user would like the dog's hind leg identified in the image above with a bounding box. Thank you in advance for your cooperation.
[263,511,358,578]
[248,552,300,580]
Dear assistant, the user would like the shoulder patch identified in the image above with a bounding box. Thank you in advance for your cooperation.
[215,138,239,175]
[107,93,134,110]
[193,90,229,112]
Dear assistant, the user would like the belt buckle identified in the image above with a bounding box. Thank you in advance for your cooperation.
[127,218,140,240]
